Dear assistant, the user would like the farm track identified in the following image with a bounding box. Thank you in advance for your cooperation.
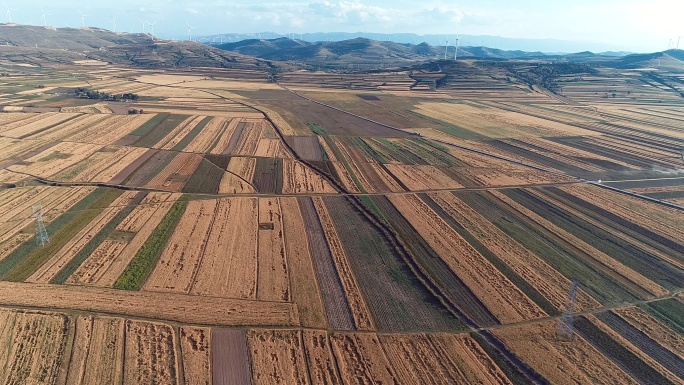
[0,281,298,327]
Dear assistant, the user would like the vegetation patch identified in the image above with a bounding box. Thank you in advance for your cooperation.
[129,113,169,136]
[640,299,684,335]
[134,114,190,148]
[171,116,214,151]
[113,196,189,290]
[253,157,283,194]
[182,159,225,194]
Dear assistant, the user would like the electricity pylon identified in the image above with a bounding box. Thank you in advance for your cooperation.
[557,279,578,341]
[32,204,49,247]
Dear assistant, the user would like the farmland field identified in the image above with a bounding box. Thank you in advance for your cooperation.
[0,49,682,384]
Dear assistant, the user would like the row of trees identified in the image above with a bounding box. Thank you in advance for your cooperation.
[74,87,139,101]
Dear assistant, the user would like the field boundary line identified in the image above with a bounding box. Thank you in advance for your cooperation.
[588,182,684,211]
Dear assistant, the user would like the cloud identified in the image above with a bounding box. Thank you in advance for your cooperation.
[309,1,393,24]
[418,7,466,23]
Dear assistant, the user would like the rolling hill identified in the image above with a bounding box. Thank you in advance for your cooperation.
[0,23,285,70]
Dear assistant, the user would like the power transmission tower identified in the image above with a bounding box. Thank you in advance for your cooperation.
[32,204,49,247]
[557,279,578,341]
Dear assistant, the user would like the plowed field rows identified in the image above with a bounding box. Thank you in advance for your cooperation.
[427,191,599,312]
[1,60,684,385]
[389,193,545,324]
[279,198,326,328]
[323,195,462,332]
[313,197,375,330]
[614,306,684,360]
[297,197,355,330]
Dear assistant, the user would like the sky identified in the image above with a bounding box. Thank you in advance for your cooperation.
[2,0,682,52]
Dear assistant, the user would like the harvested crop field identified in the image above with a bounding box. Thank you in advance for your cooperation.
[124,320,178,384]
[494,320,639,385]
[1,59,684,384]
[144,198,259,299]
[0,309,69,385]
[67,316,125,384]
[248,330,310,385]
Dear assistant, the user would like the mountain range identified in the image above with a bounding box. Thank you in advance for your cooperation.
[0,24,682,73]
[198,31,637,54]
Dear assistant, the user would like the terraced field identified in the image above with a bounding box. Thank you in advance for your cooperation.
[0,54,681,384]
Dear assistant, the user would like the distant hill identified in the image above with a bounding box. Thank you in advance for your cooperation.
[218,37,434,67]
[600,50,684,70]
[216,37,565,69]
[199,31,635,53]
[0,24,285,70]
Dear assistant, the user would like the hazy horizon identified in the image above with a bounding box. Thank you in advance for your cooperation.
[2,0,682,52]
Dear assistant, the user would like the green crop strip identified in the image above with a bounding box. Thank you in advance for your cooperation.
[171,116,214,151]
[113,196,189,290]
[129,113,169,136]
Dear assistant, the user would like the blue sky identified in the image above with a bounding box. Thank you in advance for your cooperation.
[2,0,682,51]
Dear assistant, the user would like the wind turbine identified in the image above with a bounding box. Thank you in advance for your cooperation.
[139,19,147,33]
[39,6,49,27]
[678,36,681,49]
[148,20,157,37]
[186,21,195,41]
[110,16,116,32]
[444,38,449,60]
[454,35,460,61]
[3,2,17,23]
[78,10,87,28]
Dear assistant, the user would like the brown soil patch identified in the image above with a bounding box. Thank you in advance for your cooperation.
[212,329,252,385]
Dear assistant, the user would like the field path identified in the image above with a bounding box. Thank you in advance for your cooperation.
[0,281,299,327]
